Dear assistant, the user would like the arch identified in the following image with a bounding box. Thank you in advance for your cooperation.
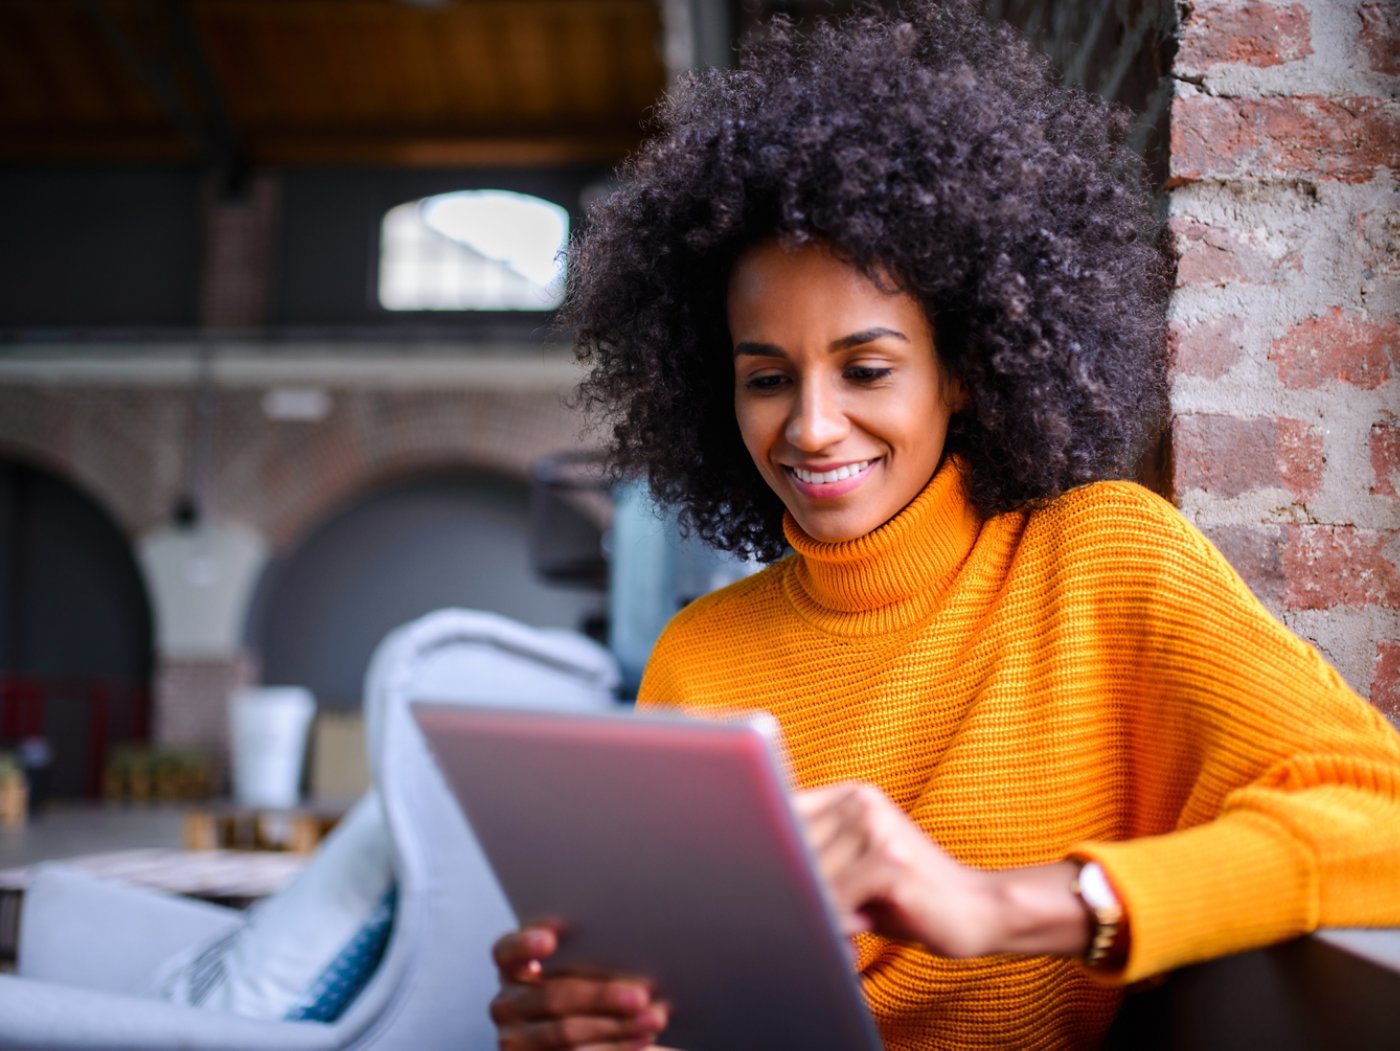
[217,386,589,551]
[245,468,603,711]
[0,456,154,797]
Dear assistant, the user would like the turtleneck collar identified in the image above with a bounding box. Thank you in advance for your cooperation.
[782,455,984,632]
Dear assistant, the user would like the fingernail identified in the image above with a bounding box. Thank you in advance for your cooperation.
[639,1003,668,1030]
[611,984,646,1011]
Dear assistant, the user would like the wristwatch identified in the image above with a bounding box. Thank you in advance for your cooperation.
[1070,860,1127,970]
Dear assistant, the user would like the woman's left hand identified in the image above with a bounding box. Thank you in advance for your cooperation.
[793,782,1001,958]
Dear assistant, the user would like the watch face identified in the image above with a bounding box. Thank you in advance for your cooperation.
[1078,862,1119,913]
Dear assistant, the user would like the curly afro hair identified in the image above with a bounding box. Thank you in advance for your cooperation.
[566,0,1170,562]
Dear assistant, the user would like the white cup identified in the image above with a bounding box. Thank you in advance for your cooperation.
[229,686,315,808]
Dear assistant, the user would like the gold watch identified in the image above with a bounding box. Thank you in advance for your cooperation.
[1070,860,1127,970]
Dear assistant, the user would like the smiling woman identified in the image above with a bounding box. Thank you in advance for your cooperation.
[484,3,1400,1050]
[728,239,961,545]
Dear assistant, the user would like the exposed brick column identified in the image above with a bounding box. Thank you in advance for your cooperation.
[154,651,259,786]
[200,172,280,329]
[1168,0,1400,716]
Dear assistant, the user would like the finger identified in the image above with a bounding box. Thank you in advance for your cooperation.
[791,781,861,818]
[494,926,559,981]
[802,782,886,862]
[802,788,901,934]
[493,976,655,1024]
[502,1003,667,1049]
[794,785,864,859]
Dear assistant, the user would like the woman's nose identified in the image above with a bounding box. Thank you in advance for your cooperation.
[785,381,849,452]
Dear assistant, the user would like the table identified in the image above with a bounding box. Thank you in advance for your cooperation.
[181,800,348,854]
[0,847,307,965]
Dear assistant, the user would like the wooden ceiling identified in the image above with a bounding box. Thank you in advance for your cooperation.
[0,0,668,167]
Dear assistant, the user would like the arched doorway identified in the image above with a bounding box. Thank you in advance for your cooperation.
[0,459,154,797]
[247,470,604,711]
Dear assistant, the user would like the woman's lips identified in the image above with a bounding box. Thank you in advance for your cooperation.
[784,458,879,498]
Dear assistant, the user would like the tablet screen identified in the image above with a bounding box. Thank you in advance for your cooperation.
[414,701,882,1051]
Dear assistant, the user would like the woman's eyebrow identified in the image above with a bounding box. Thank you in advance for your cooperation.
[733,328,909,358]
[833,327,909,350]
[733,340,784,358]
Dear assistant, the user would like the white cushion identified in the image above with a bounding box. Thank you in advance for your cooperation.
[151,792,394,1021]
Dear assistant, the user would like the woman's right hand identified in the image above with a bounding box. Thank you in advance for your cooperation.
[490,924,670,1050]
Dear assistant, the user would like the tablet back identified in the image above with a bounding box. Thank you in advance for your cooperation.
[413,702,882,1051]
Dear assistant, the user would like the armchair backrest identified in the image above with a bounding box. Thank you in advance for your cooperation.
[338,609,619,1049]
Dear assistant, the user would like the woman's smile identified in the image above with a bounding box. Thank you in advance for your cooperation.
[728,239,963,544]
[786,458,880,497]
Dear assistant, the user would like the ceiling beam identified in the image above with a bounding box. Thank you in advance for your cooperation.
[249,132,645,167]
[163,0,247,194]
[0,131,644,167]
[72,0,221,162]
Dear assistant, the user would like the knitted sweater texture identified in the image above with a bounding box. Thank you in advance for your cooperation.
[636,458,1400,1050]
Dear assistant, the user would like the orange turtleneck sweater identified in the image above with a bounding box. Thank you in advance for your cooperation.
[636,458,1400,1050]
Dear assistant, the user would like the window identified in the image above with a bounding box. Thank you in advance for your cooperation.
[377,189,569,312]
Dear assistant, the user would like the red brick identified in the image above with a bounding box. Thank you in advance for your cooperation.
[200,173,279,328]
[1167,316,1246,378]
[1283,526,1400,609]
[1373,640,1400,719]
[1275,420,1325,501]
[1372,422,1400,497]
[1178,1,1312,72]
[1360,3,1400,76]
[1171,217,1299,288]
[1203,523,1286,607]
[1170,96,1400,185]
[1173,414,1322,500]
[1270,307,1397,390]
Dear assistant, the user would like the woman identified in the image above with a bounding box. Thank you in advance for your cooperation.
[490,4,1400,1048]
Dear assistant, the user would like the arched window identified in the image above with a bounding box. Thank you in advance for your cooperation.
[377,189,569,312]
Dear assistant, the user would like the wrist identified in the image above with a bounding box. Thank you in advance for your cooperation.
[982,861,1092,957]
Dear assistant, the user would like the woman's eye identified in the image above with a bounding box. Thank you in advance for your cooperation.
[845,365,893,383]
[743,373,788,391]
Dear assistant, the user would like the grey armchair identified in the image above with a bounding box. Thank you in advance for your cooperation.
[0,609,620,1050]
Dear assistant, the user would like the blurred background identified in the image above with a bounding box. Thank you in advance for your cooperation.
[0,0,1179,808]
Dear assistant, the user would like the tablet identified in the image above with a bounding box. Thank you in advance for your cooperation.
[413,701,882,1051]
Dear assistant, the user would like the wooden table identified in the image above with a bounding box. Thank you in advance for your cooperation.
[181,799,348,854]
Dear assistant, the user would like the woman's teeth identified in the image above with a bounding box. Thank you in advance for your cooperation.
[791,460,873,484]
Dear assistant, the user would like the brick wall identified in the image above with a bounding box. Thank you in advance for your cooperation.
[0,378,589,545]
[0,371,593,755]
[154,652,258,774]
[200,173,280,329]
[1168,0,1400,715]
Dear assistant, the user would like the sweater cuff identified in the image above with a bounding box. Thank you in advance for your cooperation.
[1071,811,1319,984]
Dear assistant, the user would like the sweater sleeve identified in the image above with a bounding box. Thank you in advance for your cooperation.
[1069,499,1400,984]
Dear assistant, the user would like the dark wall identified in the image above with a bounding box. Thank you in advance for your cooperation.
[273,166,604,332]
[0,168,201,331]
[0,460,152,677]
[0,459,154,795]
[0,164,604,335]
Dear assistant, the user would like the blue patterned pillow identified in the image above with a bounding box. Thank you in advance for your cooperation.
[153,792,396,1022]
[285,884,397,1022]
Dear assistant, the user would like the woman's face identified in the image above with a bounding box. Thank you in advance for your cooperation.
[728,239,961,545]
